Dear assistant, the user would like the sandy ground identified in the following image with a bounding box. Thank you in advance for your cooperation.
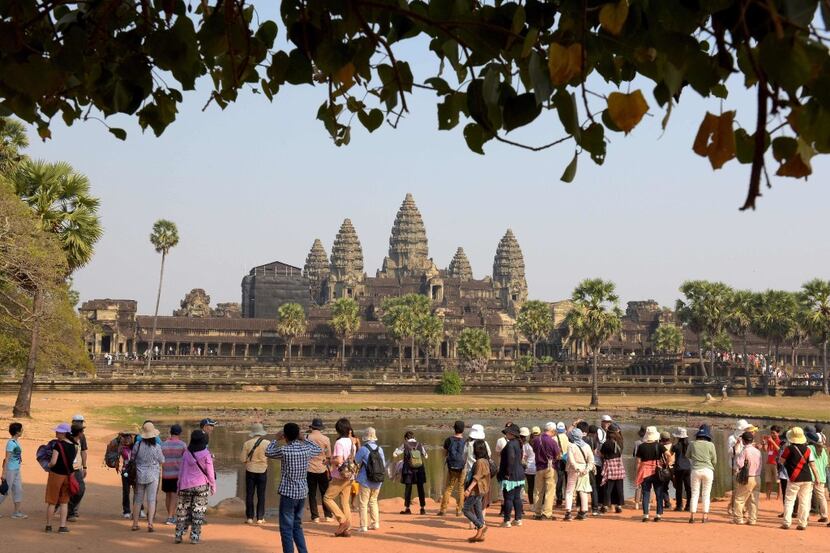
[2,392,830,552]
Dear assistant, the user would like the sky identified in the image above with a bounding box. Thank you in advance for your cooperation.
[22,10,830,315]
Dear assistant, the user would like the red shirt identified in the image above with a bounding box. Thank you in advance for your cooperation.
[764,435,780,465]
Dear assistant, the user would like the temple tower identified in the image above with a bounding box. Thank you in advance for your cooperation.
[447,247,473,281]
[303,239,329,305]
[379,193,437,279]
[492,229,528,314]
[326,219,365,300]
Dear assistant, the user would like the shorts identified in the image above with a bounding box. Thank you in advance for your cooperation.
[763,463,778,484]
[161,478,178,493]
[45,472,70,505]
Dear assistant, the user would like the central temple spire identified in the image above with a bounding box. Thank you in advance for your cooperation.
[378,193,436,279]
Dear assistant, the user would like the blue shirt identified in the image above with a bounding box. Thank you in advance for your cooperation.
[355,441,386,489]
[5,438,22,471]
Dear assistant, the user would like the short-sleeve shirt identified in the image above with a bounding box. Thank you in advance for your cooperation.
[5,438,22,471]
[51,440,77,475]
[306,431,331,474]
[765,435,781,465]
[635,442,662,462]
[330,437,354,480]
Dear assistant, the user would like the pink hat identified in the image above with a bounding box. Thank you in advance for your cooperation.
[54,423,71,433]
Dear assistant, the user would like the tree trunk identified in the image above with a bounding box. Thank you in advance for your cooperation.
[341,338,346,370]
[823,340,828,396]
[147,252,166,371]
[286,338,292,377]
[425,345,430,369]
[742,335,749,373]
[398,343,403,373]
[790,344,797,371]
[697,334,707,377]
[590,346,599,407]
[410,336,416,374]
[532,340,537,359]
[13,288,43,417]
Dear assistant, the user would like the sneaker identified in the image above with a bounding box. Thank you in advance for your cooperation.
[174,536,183,544]
[642,516,650,522]
[654,516,662,523]
[615,506,623,514]
[576,512,586,521]
[58,527,70,534]
[591,510,599,517]
[67,515,78,522]
[357,527,368,533]
[45,525,53,533]
[437,511,446,516]
[400,509,412,515]
[245,519,254,524]
[532,515,545,520]
[11,512,28,519]
[123,513,132,519]
[796,526,806,531]
[257,520,266,525]
[368,524,379,530]
[563,511,572,521]
[500,521,512,528]
[780,524,790,530]
[419,508,427,515]
[513,519,522,527]
[818,517,829,523]
[311,517,320,523]
[166,517,176,525]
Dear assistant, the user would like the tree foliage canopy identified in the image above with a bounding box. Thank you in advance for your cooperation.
[330,296,361,339]
[516,299,553,355]
[653,322,684,354]
[276,301,307,340]
[150,219,180,255]
[2,1,828,209]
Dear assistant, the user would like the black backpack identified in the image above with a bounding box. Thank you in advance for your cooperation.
[447,437,466,471]
[365,444,385,483]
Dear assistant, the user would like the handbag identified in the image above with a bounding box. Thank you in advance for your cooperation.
[56,442,81,496]
[337,442,359,480]
[125,441,141,486]
[657,445,673,484]
[0,478,8,496]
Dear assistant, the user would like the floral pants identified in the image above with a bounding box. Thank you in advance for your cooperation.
[176,485,210,543]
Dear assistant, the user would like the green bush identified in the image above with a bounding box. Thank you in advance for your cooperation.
[438,370,463,395]
[516,355,536,372]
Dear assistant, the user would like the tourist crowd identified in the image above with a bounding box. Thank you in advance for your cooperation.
[2,414,830,551]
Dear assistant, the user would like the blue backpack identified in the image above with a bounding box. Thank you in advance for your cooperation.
[447,437,466,471]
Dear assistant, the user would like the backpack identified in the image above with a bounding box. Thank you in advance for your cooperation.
[446,437,465,471]
[406,443,424,469]
[365,444,385,483]
[105,437,121,468]
[36,440,56,472]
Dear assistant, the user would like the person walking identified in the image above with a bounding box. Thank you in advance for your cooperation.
[554,422,569,507]
[175,430,216,544]
[806,429,828,523]
[520,427,536,506]
[463,440,491,543]
[240,422,269,524]
[161,424,186,525]
[439,421,467,516]
[1,422,26,519]
[497,423,525,528]
[464,424,491,514]
[394,431,429,515]
[563,428,595,521]
[531,422,560,520]
[635,426,665,522]
[113,432,135,519]
[305,418,332,523]
[600,423,625,514]
[733,431,762,525]
[67,415,87,522]
[266,423,322,553]
[354,427,385,532]
[762,426,782,499]
[324,417,357,535]
[671,427,692,512]
[131,422,165,532]
[45,423,76,533]
[687,424,717,523]
[780,427,819,530]
[348,429,361,512]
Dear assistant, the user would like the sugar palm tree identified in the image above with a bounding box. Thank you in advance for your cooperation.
[147,219,179,370]
[12,160,102,417]
[752,289,797,394]
[330,297,360,369]
[416,313,444,368]
[516,300,553,359]
[653,323,684,354]
[727,290,757,375]
[0,117,29,176]
[801,279,830,394]
[276,302,307,375]
[564,278,622,407]
[381,294,430,374]
[457,327,491,379]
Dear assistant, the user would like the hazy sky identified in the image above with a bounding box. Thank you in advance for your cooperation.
[23,11,829,315]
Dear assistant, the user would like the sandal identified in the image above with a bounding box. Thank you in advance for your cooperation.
[131,524,140,531]
[148,526,155,533]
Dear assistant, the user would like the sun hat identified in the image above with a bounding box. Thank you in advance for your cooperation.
[735,419,750,432]
[199,418,217,428]
[609,423,621,432]
[787,427,807,445]
[601,414,613,423]
[544,422,556,432]
[364,427,378,441]
[140,421,161,440]
[696,424,713,441]
[531,426,541,435]
[806,430,821,444]
[249,422,267,437]
[556,422,566,433]
[54,423,71,434]
[659,431,672,443]
[519,426,531,438]
[644,426,660,443]
[469,424,486,440]
[672,427,688,439]
[309,418,325,430]
[502,423,521,437]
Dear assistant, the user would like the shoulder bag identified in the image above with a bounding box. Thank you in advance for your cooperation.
[56,441,81,496]
[337,442,359,480]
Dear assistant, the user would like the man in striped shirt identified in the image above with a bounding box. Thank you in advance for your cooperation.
[161,424,186,524]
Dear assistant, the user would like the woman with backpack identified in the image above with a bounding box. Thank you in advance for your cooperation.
[324,417,357,536]
[130,422,165,532]
[671,427,692,511]
[600,424,625,514]
[393,431,428,515]
[175,430,216,544]
[354,427,386,532]
[45,423,76,533]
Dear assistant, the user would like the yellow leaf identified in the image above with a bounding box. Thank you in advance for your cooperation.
[691,111,736,169]
[776,138,814,179]
[548,43,583,86]
[606,90,648,134]
[333,62,356,85]
[599,0,629,36]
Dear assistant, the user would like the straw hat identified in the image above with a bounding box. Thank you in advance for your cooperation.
[519,427,531,438]
[363,427,378,441]
[644,426,660,443]
[140,421,160,440]
[469,424,485,440]
[672,427,688,439]
[531,426,541,435]
[249,422,267,437]
[787,427,807,445]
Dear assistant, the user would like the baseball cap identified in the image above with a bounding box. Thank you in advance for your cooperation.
[199,418,217,428]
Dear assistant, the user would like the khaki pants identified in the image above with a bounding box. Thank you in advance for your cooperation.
[440,469,464,514]
[323,477,352,525]
[733,476,759,524]
[813,481,828,519]
[533,467,557,518]
[783,480,813,528]
[358,485,380,529]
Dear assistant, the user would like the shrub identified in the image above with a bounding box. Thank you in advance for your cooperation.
[438,370,463,395]
[516,355,536,372]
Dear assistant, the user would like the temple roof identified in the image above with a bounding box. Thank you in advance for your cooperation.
[447,247,473,280]
[492,228,526,283]
[303,238,329,282]
[329,219,364,279]
[388,193,429,264]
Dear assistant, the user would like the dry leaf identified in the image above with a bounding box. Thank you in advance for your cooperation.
[607,90,648,133]
[333,62,356,85]
[777,138,814,178]
[548,43,583,86]
[692,111,736,169]
[599,0,629,36]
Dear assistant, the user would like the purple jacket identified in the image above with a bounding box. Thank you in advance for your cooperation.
[177,449,216,494]
[532,433,561,472]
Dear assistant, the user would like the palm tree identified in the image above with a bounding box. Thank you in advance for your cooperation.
[276,302,307,375]
[457,327,491,379]
[564,278,623,407]
[12,160,102,417]
[0,117,29,176]
[752,289,797,394]
[676,280,733,377]
[330,297,360,369]
[416,313,444,368]
[147,219,179,370]
[381,294,430,374]
[801,279,830,394]
[653,323,684,354]
[727,290,757,375]
[516,300,553,359]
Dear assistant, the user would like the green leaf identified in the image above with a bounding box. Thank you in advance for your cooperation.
[711,83,728,99]
[503,93,541,132]
[772,136,798,162]
[602,109,621,133]
[466,79,492,131]
[560,152,578,183]
[109,127,127,140]
[285,49,313,85]
[358,109,384,132]
[760,35,811,94]
[521,28,539,59]
[255,21,278,47]
[463,122,487,154]
[528,50,552,105]
[553,90,580,140]
[425,77,452,95]
[734,129,754,164]
[578,123,606,164]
